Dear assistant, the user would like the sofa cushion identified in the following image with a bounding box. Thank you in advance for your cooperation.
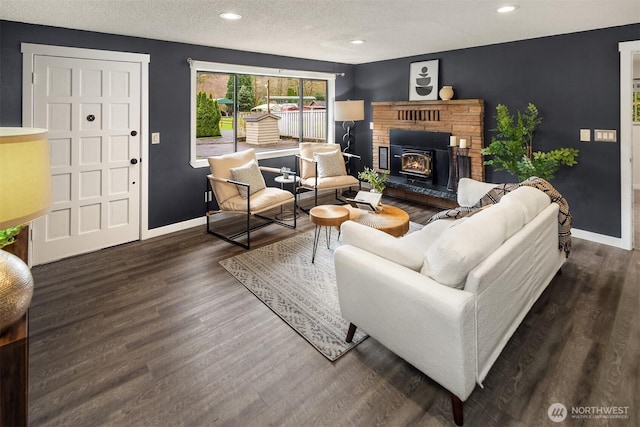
[491,199,525,240]
[341,220,424,271]
[230,159,266,199]
[399,217,457,254]
[422,207,508,288]
[500,186,550,223]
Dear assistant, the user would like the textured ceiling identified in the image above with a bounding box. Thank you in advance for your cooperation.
[1,0,639,64]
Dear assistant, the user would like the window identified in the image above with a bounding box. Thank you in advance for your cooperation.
[189,60,336,168]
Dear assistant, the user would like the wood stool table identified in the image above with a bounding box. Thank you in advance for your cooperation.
[345,204,410,237]
[309,205,350,263]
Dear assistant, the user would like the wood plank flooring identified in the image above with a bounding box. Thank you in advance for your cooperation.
[28,195,639,426]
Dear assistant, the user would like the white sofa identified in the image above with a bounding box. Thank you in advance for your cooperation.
[334,179,567,426]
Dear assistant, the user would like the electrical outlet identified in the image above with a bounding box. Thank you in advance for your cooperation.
[152,132,160,144]
[579,129,590,142]
[594,129,617,142]
[369,122,374,130]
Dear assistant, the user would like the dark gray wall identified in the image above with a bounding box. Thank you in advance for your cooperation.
[0,21,354,228]
[351,24,640,237]
[2,20,638,237]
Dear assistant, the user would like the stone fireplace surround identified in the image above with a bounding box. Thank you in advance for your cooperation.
[371,99,485,208]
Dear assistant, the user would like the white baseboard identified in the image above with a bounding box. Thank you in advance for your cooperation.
[140,191,319,240]
[571,228,631,250]
[142,216,205,240]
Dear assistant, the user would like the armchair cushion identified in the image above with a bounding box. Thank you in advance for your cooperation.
[299,142,344,179]
[208,149,257,205]
[314,150,347,177]
[230,159,266,199]
[299,174,359,191]
[220,187,293,213]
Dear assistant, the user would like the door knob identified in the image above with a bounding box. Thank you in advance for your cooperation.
[130,158,138,165]
[130,130,138,136]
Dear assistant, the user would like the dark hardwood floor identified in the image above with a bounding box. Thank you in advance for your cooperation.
[28,195,639,426]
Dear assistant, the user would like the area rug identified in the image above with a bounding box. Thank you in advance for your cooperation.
[219,228,366,361]
[219,222,423,361]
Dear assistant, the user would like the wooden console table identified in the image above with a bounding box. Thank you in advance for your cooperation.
[0,226,30,427]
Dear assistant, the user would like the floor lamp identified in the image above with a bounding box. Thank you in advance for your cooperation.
[334,100,364,155]
[0,128,51,333]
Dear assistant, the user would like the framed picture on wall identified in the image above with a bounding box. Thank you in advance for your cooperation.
[409,60,439,101]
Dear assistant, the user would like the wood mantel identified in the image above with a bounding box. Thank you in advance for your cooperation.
[372,99,485,182]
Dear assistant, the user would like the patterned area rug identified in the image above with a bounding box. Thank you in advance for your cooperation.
[219,229,367,361]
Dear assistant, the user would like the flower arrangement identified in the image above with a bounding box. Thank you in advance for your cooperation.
[358,167,390,193]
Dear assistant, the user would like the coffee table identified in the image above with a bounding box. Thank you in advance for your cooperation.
[308,205,350,263]
[345,204,410,237]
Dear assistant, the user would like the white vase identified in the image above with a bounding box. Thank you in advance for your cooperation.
[439,85,454,101]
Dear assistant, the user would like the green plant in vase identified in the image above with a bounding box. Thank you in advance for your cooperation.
[481,103,579,182]
[358,167,390,193]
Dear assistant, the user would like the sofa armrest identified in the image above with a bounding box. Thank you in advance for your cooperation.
[334,245,477,400]
[457,178,497,207]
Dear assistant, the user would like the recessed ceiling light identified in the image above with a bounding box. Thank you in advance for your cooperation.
[220,12,242,20]
[350,39,365,45]
[497,5,517,13]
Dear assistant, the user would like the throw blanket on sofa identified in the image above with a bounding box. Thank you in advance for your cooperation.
[427,177,572,256]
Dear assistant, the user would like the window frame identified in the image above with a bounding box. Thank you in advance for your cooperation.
[189,59,336,168]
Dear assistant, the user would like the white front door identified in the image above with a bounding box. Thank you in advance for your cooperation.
[31,55,141,264]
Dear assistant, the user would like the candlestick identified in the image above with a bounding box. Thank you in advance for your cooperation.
[449,136,457,147]
[447,146,458,191]
[459,138,467,149]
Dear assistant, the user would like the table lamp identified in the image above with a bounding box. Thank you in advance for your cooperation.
[0,128,51,333]
[334,100,364,155]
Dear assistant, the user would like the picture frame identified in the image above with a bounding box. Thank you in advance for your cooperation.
[378,146,389,170]
[409,60,439,101]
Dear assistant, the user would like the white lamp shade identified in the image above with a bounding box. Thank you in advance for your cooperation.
[0,128,52,229]
[334,100,364,122]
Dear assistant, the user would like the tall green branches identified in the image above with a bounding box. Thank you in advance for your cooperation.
[481,103,579,181]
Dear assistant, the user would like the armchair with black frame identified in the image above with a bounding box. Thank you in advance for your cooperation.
[295,142,361,210]
[206,149,296,249]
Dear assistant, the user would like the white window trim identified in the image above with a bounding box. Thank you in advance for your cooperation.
[189,59,336,168]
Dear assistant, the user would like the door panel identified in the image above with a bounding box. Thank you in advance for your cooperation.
[32,55,141,265]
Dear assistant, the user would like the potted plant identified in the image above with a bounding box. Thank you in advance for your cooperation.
[481,103,579,181]
[358,167,390,193]
[0,226,21,249]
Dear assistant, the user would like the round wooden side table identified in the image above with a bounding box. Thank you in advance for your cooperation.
[345,204,410,237]
[308,205,350,263]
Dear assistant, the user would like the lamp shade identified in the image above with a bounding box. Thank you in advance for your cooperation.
[0,128,52,229]
[334,100,364,122]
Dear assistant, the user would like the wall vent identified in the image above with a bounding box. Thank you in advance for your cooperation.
[398,109,440,121]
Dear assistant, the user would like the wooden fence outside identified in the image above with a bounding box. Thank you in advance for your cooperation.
[237,110,326,141]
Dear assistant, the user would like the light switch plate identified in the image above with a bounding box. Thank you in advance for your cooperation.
[594,129,617,142]
[152,132,160,144]
[580,129,590,142]
[369,122,374,130]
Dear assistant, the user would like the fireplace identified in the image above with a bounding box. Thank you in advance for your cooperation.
[390,129,451,188]
[400,149,433,178]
